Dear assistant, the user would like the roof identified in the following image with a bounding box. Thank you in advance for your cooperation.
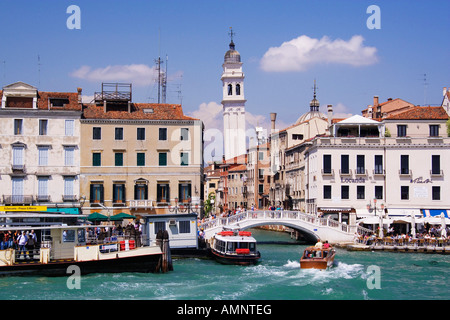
[228,164,247,172]
[82,103,198,121]
[336,114,381,125]
[384,106,449,120]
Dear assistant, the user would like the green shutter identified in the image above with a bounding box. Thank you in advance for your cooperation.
[137,153,145,166]
[159,152,167,166]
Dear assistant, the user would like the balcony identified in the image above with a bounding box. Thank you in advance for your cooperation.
[321,169,334,176]
[129,200,153,209]
[355,169,368,176]
[11,164,26,174]
[36,195,51,203]
[430,169,443,177]
[339,169,352,176]
[373,169,386,176]
[399,169,412,177]
[2,195,34,205]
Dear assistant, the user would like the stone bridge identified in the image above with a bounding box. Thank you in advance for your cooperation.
[199,210,359,244]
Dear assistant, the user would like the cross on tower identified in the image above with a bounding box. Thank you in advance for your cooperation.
[228,27,236,42]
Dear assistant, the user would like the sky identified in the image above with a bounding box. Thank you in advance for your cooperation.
[1,0,449,159]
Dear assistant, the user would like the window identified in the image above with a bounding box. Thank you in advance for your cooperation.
[236,83,241,95]
[341,155,349,174]
[179,221,191,234]
[154,221,166,234]
[37,177,49,201]
[228,84,233,95]
[39,119,48,135]
[115,153,123,166]
[400,155,409,174]
[11,177,24,203]
[180,152,189,166]
[62,230,75,243]
[64,177,75,200]
[65,120,74,136]
[134,183,148,200]
[180,128,189,141]
[431,155,440,175]
[401,186,409,200]
[38,147,49,166]
[432,186,441,200]
[12,146,24,167]
[159,152,167,166]
[137,153,145,166]
[375,186,383,200]
[93,127,101,140]
[137,128,145,140]
[258,152,264,161]
[397,125,407,137]
[90,184,104,204]
[292,134,304,140]
[258,184,264,194]
[429,125,439,137]
[357,186,365,199]
[14,119,23,135]
[374,155,383,174]
[323,185,332,199]
[323,154,332,174]
[159,128,167,140]
[92,153,101,166]
[178,183,191,202]
[115,127,123,140]
[64,147,75,166]
[356,155,365,174]
[157,183,170,202]
[341,185,349,200]
[113,184,125,204]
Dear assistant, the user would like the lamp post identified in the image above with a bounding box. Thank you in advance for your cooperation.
[367,198,385,238]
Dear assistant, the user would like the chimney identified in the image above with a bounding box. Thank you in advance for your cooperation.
[270,112,277,133]
[327,105,333,128]
[373,96,379,107]
[77,87,82,104]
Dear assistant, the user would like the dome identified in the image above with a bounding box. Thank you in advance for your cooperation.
[224,41,241,63]
[295,86,326,124]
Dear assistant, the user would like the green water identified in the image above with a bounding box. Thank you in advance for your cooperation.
[1,228,449,300]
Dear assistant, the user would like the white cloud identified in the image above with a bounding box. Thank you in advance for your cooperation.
[320,103,354,119]
[260,35,378,72]
[70,64,160,86]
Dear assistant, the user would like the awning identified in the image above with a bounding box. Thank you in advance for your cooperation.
[46,207,79,215]
[422,209,449,218]
[318,207,352,213]
[357,216,394,225]
[110,212,136,221]
[386,208,422,218]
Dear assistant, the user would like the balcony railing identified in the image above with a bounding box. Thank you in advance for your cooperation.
[2,195,34,205]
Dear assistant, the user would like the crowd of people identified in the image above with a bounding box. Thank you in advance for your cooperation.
[0,230,38,259]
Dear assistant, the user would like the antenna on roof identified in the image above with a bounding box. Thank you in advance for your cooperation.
[421,73,428,106]
[37,55,41,87]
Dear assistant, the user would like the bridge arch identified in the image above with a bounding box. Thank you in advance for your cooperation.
[200,210,355,244]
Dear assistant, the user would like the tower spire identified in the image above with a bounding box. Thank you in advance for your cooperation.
[310,79,319,111]
[228,27,236,50]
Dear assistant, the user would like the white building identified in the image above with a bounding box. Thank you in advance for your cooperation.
[0,82,82,213]
[305,106,450,231]
[222,30,246,160]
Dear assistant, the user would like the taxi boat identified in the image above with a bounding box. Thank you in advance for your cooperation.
[300,246,336,270]
[210,228,260,265]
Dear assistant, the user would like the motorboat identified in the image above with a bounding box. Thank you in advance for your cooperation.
[210,227,260,265]
[300,245,336,270]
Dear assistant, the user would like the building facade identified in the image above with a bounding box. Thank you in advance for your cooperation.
[0,82,82,213]
[80,84,204,217]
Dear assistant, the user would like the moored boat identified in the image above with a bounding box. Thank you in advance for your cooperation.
[0,213,164,276]
[210,228,260,265]
[300,246,336,270]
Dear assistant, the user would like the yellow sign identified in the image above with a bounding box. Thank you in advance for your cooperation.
[0,206,47,212]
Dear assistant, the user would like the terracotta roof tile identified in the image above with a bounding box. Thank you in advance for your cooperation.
[385,106,449,120]
[82,102,198,121]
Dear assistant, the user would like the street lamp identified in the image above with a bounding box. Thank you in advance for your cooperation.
[367,198,385,238]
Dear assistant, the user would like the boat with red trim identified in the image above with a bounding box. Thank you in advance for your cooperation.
[210,227,260,265]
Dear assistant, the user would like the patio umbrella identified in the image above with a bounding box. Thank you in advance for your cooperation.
[441,213,447,238]
[110,212,137,221]
[87,212,108,222]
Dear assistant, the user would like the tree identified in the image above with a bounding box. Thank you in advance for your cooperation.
[204,192,216,217]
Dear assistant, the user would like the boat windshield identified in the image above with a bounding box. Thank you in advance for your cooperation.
[226,241,256,253]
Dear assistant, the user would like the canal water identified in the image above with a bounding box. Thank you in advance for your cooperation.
[1,228,449,300]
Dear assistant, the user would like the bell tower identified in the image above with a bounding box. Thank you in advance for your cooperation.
[222,28,246,160]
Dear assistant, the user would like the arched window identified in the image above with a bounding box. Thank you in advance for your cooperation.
[236,84,241,95]
[228,84,233,95]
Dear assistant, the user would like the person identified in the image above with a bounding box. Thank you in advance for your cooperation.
[323,240,330,249]
[17,231,28,259]
[314,239,323,249]
[26,234,35,259]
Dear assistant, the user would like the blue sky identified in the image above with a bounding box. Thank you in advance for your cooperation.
[1,0,449,135]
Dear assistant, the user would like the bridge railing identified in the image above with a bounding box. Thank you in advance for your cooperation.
[199,210,358,235]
